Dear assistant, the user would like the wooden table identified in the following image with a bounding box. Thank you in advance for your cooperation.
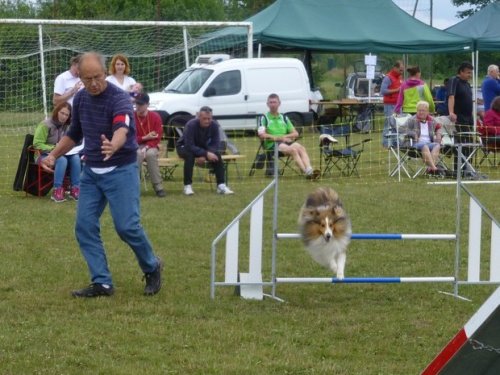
[314,99,377,129]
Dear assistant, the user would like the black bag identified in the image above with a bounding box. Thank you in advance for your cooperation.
[13,134,33,191]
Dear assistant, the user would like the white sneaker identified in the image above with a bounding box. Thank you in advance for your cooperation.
[216,185,234,195]
[183,185,194,196]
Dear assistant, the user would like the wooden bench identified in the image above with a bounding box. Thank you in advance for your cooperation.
[143,154,245,186]
[142,157,182,190]
[196,154,246,185]
[221,154,245,183]
[156,157,182,181]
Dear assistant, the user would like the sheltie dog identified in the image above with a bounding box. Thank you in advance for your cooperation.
[298,187,352,279]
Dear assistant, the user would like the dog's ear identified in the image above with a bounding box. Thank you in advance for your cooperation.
[333,216,349,236]
[332,205,345,218]
[300,207,318,221]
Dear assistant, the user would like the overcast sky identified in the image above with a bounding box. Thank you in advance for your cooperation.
[392,0,469,30]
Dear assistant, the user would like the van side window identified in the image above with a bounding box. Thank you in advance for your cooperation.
[205,70,241,96]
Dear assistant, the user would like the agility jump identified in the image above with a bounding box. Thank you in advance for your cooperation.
[210,147,500,300]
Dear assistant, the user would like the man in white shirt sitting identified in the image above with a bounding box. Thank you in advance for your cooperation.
[53,54,83,107]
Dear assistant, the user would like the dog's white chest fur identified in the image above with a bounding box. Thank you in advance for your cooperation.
[305,235,350,279]
[298,187,351,280]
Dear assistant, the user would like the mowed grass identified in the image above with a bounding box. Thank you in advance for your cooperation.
[1,169,499,374]
[1,119,500,374]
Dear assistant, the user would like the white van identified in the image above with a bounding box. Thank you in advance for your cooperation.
[147,55,321,131]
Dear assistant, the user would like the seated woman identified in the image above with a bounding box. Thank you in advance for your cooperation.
[401,100,443,174]
[33,102,81,202]
[480,95,500,147]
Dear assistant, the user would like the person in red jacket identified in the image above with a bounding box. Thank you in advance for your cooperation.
[480,96,500,148]
[134,93,166,197]
[380,60,404,148]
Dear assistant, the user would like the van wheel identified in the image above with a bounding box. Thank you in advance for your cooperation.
[287,113,304,135]
[165,115,190,151]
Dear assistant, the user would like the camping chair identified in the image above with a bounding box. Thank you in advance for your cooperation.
[248,140,297,177]
[319,124,371,177]
[387,113,439,180]
[248,114,300,177]
[441,127,484,177]
[478,134,500,167]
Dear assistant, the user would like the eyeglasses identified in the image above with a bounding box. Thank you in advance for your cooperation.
[80,74,105,85]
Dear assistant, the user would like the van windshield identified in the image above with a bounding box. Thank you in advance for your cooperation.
[163,68,213,94]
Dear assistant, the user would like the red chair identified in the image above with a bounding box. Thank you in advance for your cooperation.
[23,144,55,197]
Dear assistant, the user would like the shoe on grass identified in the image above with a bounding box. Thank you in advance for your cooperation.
[71,283,115,298]
[144,257,163,296]
[183,185,194,196]
[306,169,321,180]
[51,187,66,203]
[155,189,166,198]
[216,184,234,195]
[69,186,80,201]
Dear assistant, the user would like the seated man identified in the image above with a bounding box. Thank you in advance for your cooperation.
[176,106,234,196]
[134,93,166,197]
[401,100,443,174]
[258,93,319,179]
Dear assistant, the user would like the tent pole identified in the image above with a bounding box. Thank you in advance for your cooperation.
[472,51,477,131]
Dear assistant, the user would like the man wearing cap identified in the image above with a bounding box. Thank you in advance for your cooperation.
[134,93,166,197]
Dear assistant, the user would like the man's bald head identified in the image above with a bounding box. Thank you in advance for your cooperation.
[79,52,108,96]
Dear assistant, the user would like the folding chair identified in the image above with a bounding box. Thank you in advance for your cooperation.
[248,141,297,177]
[391,139,427,179]
[319,126,371,178]
[478,134,500,167]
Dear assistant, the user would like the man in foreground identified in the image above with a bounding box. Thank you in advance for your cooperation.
[42,52,163,297]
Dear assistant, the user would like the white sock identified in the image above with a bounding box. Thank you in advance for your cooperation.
[305,167,313,175]
[218,183,226,190]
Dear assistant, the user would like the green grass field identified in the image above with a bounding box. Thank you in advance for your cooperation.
[1,120,499,374]
[1,168,500,373]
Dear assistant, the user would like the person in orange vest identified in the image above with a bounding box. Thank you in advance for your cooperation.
[380,60,404,148]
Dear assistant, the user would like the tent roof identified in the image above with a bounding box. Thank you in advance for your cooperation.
[446,2,500,51]
[211,0,472,53]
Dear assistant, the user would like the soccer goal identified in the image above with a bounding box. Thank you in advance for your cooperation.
[0,19,252,125]
[0,18,252,193]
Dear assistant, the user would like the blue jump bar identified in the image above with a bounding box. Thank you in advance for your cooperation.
[275,277,455,284]
[276,233,456,240]
[351,234,402,240]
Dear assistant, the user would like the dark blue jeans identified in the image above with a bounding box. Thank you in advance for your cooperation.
[75,163,158,286]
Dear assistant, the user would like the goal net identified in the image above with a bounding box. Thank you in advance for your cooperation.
[0,19,251,193]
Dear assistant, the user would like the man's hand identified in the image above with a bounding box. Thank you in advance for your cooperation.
[206,151,219,162]
[40,154,56,173]
[101,134,116,161]
[449,113,457,123]
[195,156,207,166]
[142,131,158,141]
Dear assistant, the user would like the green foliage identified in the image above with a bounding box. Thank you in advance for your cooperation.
[35,0,226,21]
[0,0,37,17]
[224,0,274,20]
[452,0,496,18]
